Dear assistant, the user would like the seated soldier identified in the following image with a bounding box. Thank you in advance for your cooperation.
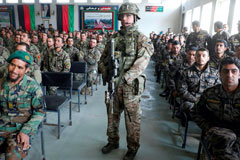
[160,40,182,97]
[191,57,240,160]
[234,45,240,59]
[168,45,197,100]
[209,39,233,69]
[178,48,220,119]
[0,51,45,159]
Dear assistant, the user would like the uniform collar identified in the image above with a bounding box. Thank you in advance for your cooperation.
[2,74,28,91]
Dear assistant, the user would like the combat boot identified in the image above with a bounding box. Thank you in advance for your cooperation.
[101,143,119,154]
[123,150,137,160]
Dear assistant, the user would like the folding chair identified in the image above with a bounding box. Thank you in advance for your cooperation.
[197,131,211,160]
[59,61,87,112]
[41,72,73,139]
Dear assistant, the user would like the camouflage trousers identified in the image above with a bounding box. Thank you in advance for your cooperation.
[206,127,240,160]
[87,70,97,87]
[106,83,142,152]
[0,129,31,160]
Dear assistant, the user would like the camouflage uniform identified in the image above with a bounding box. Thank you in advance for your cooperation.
[99,24,153,153]
[209,54,229,69]
[84,47,101,87]
[97,42,105,55]
[229,33,240,51]
[186,30,211,49]
[168,59,191,91]
[43,48,71,94]
[0,46,10,67]
[63,45,79,62]
[178,63,220,111]
[76,41,88,52]
[0,75,45,159]
[73,38,81,48]
[5,38,14,52]
[191,83,240,160]
[29,44,41,67]
[43,48,71,72]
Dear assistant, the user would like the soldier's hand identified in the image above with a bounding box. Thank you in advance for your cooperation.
[111,77,119,83]
[17,132,30,150]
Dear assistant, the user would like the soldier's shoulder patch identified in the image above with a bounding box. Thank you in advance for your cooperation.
[66,63,70,69]
[37,54,41,60]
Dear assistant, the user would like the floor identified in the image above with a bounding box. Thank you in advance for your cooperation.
[26,62,201,160]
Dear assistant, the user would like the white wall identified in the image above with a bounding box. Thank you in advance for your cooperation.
[1,0,182,36]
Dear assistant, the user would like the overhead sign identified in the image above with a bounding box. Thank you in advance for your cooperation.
[145,6,164,12]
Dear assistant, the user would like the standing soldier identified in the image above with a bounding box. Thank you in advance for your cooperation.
[99,2,153,160]
[77,32,89,52]
[186,21,211,50]
[229,21,240,51]
[96,33,105,54]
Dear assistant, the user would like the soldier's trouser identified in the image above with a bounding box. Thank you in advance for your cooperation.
[0,130,31,160]
[87,70,97,87]
[107,83,142,152]
[207,127,240,160]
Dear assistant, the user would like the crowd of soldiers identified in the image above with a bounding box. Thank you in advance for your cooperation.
[0,24,115,94]
[151,20,240,159]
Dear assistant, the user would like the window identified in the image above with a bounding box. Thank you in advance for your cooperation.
[231,0,240,34]
[213,0,230,28]
[148,0,162,3]
[129,0,142,3]
[39,0,52,2]
[92,0,105,3]
[22,0,34,3]
[57,0,69,3]
[110,0,123,3]
[6,0,18,3]
[75,0,87,2]
[184,9,192,32]
[0,0,3,3]
[201,2,212,33]
[192,6,200,21]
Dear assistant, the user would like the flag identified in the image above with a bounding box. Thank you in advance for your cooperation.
[57,5,74,33]
[18,5,35,31]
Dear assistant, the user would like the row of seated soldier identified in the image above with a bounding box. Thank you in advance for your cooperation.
[151,20,240,160]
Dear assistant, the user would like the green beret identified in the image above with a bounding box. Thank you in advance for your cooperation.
[7,51,32,65]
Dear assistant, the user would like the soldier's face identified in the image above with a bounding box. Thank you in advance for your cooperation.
[120,14,134,27]
[67,39,74,46]
[32,36,38,44]
[186,50,196,64]
[97,35,103,42]
[47,38,54,47]
[81,34,86,41]
[42,33,48,41]
[8,59,29,83]
[89,39,97,48]
[21,33,30,43]
[54,38,63,48]
[220,64,240,88]
[215,42,227,56]
[235,47,240,59]
[167,43,172,50]
[195,51,209,66]
[15,35,21,43]
[172,44,181,54]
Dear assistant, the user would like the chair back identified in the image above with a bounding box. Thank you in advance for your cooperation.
[70,61,87,74]
[42,72,73,88]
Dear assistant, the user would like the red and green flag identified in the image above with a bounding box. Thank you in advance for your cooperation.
[17,5,35,31]
[57,5,74,33]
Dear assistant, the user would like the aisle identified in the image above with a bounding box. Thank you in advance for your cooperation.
[27,62,199,160]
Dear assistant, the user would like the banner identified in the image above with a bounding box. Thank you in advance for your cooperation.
[18,5,35,31]
[79,5,118,31]
[57,5,74,33]
[0,5,15,28]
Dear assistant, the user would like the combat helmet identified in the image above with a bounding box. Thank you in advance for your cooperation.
[118,2,140,21]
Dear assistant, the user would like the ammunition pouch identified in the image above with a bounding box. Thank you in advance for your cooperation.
[133,75,146,95]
